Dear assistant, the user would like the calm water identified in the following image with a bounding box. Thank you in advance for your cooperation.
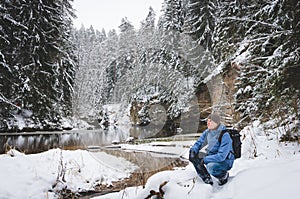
[0,127,129,154]
[0,123,202,154]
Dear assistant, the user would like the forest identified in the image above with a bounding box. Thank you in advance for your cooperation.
[0,0,300,198]
[0,0,299,140]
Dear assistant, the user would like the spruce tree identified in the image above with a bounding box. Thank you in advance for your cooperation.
[230,0,300,132]
[0,0,76,131]
[183,0,216,88]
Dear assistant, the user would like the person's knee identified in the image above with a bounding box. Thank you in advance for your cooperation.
[206,162,228,178]
[206,162,219,176]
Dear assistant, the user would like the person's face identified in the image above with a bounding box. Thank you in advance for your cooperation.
[207,119,218,130]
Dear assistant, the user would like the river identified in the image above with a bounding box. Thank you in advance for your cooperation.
[0,127,129,154]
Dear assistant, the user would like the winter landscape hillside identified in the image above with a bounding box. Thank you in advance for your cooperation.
[0,0,299,199]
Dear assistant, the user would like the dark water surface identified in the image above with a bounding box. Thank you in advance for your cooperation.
[0,127,129,154]
[0,123,201,154]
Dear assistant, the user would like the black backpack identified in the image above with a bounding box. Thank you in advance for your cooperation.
[218,129,242,159]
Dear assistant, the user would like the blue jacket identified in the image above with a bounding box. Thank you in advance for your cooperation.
[190,124,234,168]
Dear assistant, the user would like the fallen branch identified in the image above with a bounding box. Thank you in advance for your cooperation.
[145,181,168,199]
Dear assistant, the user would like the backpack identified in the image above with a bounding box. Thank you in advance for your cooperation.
[218,129,242,159]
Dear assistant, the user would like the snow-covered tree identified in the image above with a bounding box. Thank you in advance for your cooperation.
[68,0,299,138]
[229,0,300,133]
[72,25,112,119]
[0,0,76,131]
[183,0,216,88]
[184,0,215,50]
[158,0,184,52]
[104,18,137,104]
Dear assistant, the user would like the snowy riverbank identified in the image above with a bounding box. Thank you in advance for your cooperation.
[0,149,137,199]
[0,122,299,199]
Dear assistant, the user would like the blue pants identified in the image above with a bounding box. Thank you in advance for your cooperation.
[206,161,230,178]
[190,152,230,179]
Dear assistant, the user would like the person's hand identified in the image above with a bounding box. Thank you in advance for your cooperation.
[189,149,197,161]
[200,158,205,166]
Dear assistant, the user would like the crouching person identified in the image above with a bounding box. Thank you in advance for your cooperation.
[189,113,234,186]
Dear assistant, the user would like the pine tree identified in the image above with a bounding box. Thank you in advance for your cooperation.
[0,0,76,131]
[0,1,19,125]
[100,29,119,105]
[257,0,300,134]
[72,25,109,118]
[183,0,217,88]
[158,0,184,52]
[106,18,137,103]
[231,0,300,132]
[55,0,77,118]
[184,0,215,50]
[138,7,158,64]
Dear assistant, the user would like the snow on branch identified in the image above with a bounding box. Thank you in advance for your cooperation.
[0,93,19,109]
[221,16,284,30]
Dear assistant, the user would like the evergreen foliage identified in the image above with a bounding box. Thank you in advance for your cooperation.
[183,0,216,90]
[72,0,299,137]
[2,0,298,136]
[0,0,76,131]
[230,0,300,133]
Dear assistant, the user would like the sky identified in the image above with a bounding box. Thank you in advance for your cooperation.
[72,0,164,32]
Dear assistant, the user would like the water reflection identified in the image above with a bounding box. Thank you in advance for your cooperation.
[129,125,164,139]
[0,124,192,154]
[0,127,129,154]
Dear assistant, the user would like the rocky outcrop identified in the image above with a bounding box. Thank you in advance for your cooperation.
[196,63,240,127]
[129,64,240,136]
[129,98,180,138]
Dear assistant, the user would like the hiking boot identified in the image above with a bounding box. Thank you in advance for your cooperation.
[204,177,213,185]
[218,172,229,186]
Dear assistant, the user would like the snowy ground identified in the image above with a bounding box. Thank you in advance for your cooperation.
[94,123,300,199]
[94,154,300,199]
[0,149,137,199]
[0,122,299,199]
